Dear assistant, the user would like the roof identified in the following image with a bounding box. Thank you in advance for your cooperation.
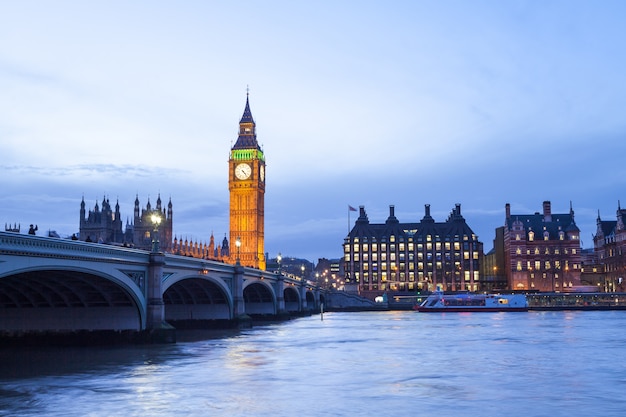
[232,95,261,150]
[348,205,478,242]
[506,212,579,239]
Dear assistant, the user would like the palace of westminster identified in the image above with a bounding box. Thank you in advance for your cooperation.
[10,95,625,300]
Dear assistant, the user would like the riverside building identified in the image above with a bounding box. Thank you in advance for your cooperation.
[344,204,483,300]
[593,202,626,292]
[503,201,582,291]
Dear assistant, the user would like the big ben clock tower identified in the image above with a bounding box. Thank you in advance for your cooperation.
[229,93,266,270]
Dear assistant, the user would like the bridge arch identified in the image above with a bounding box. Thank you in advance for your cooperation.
[243,280,276,315]
[162,275,233,321]
[0,266,144,332]
[284,286,300,312]
[305,290,317,311]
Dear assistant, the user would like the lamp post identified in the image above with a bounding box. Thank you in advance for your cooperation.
[277,252,282,275]
[301,265,305,282]
[235,236,241,265]
[150,211,162,253]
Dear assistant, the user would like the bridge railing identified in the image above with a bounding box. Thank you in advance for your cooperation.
[0,231,149,263]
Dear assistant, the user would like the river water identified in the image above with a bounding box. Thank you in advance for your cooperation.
[1,310,625,417]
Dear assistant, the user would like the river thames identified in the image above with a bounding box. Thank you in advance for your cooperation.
[1,310,626,417]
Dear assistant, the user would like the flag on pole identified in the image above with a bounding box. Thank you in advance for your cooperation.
[348,205,357,212]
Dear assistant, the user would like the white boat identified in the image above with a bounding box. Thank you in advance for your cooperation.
[414,290,528,312]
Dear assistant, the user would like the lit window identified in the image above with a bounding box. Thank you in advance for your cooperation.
[529,231,535,241]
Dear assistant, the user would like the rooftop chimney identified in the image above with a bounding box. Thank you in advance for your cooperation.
[543,201,552,222]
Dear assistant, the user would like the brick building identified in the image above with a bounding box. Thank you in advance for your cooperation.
[503,201,582,291]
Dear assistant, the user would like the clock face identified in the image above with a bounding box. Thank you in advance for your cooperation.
[260,165,265,182]
[235,163,252,180]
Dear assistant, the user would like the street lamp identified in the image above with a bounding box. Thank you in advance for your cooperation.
[150,211,162,252]
[235,236,241,265]
[301,265,305,281]
[277,252,282,275]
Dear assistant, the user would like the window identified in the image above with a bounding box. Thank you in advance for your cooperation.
[528,231,535,241]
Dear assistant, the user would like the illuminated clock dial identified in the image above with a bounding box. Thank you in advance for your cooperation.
[260,165,265,182]
[235,163,252,180]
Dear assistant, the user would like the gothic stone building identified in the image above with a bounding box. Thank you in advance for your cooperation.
[344,204,483,300]
[503,201,582,291]
[80,194,173,252]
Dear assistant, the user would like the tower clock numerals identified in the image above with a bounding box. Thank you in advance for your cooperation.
[235,163,252,180]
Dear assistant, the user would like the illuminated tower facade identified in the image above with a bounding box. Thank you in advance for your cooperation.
[228,94,266,270]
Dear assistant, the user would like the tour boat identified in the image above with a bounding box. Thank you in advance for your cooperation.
[414,290,528,312]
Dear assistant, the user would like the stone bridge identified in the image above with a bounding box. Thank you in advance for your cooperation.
[0,231,321,339]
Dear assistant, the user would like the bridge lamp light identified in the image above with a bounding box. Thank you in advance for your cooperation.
[150,211,162,252]
[301,264,305,281]
[277,253,282,275]
[235,236,241,265]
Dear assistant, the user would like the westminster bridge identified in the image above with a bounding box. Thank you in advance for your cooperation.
[0,231,322,340]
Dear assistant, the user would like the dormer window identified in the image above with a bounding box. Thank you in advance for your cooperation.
[528,231,535,241]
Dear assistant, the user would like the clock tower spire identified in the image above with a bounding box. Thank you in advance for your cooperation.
[228,92,266,270]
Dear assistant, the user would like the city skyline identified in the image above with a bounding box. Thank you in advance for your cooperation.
[1,1,625,262]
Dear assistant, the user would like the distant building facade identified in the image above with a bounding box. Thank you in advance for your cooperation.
[344,204,483,300]
[503,201,582,291]
[593,203,626,292]
[480,226,508,291]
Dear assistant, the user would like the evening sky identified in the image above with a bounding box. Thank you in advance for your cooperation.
[1,1,625,262]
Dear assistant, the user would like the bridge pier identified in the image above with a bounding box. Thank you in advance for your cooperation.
[145,252,176,343]
[233,264,252,328]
